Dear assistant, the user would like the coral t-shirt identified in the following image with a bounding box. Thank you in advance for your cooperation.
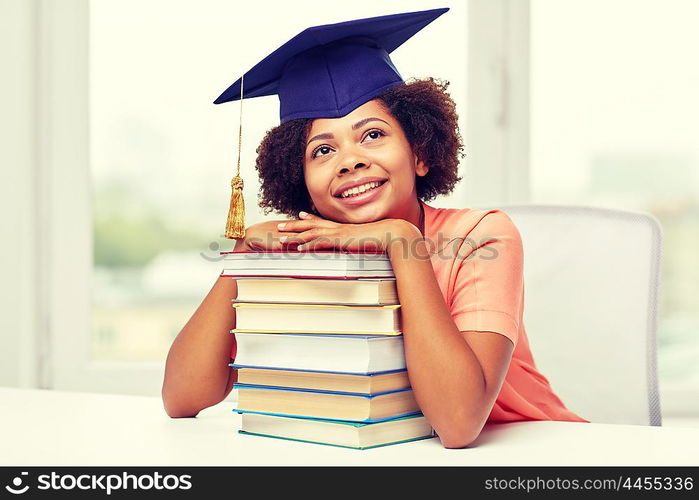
[229,201,588,423]
[421,201,588,423]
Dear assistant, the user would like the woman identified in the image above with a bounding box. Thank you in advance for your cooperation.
[162,8,588,448]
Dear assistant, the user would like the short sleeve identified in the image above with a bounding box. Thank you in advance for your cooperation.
[449,211,524,346]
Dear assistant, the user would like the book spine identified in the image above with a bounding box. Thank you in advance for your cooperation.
[233,383,412,398]
[229,364,408,376]
[232,409,422,424]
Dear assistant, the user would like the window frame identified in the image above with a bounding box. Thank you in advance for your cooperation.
[33,1,529,395]
[40,0,164,395]
[36,0,698,417]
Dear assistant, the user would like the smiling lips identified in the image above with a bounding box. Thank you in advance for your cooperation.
[334,179,388,207]
[337,180,385,198]
[333,178,388,198]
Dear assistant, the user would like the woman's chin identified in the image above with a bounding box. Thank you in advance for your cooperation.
[336,202,387,222]
[316,195,393,223]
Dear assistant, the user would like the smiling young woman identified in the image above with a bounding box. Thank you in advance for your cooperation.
[162,9,589,448]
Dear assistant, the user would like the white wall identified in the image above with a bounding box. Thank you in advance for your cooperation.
[0,0,39,388]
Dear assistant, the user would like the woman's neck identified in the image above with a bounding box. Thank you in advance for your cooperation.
[402,200,425,235]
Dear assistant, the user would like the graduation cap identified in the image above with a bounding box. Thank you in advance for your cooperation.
[216,7,449,239]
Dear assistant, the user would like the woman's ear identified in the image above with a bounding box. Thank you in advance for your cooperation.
[414,154,429,177]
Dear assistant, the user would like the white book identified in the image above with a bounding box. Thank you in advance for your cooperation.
[222,268,395,278]
[232,332,406,374]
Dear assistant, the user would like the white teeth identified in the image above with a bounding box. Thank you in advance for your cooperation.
[339,181,383,198]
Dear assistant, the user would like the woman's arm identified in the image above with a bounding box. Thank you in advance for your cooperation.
[161,220,290,418]
[161,250,241,418]
[388,221,514,448]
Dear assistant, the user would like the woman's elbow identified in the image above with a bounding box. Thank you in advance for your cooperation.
[161,384,233,418]
[435,419,484,449]
[162,397,200,419]
[164,404,200,419]
[439,432,479,449]
[161,387,201,418]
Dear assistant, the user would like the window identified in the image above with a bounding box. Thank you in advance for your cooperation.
[530,0,699,414]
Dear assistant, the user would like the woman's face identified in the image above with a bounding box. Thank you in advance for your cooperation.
[303,99,428,224]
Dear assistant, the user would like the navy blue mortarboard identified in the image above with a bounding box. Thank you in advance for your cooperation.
[214,7,449,122]
[218,7,449,239]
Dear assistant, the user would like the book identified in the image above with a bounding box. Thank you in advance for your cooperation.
[239,413,434,450]
[232,332,406,374]
[222,269,395,278]
[234,277,399,305]
[220,250,394,278]
[234,384,420,422]
[235,366,410,394]
[232,302,401,335]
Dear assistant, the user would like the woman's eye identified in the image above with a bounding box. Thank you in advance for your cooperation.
[363,129,385,142]
[311,145,333,159]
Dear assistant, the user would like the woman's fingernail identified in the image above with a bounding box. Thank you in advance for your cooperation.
[297,244,304,250]
[279,236,287,243]
[299,211,308,218]
[277,223,286,229]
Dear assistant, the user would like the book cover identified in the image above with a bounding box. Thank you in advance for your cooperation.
[233,276,398,305]
[232,366,410,395]
[233,384,419,422]
[232,302,402,335]
[231,332,406,373]
[238,413,434,449]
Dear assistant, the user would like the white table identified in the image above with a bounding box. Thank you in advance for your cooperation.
[1,388,697,466]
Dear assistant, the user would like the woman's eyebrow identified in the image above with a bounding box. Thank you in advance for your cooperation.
[306,132,334,147]
[306,117,390,148]
[352,117,390,130]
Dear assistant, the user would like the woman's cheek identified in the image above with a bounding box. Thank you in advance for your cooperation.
[306,181,332,208]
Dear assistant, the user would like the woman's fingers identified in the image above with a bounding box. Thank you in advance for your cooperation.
[297,238,336,251]
[279,228,328,246]
[247,236,288,251]
[277,218,335,233]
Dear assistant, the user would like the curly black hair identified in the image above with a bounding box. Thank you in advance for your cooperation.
[254,77,464,217]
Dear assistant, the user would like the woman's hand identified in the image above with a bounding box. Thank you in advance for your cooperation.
[236,219,294,251]
[276,211,417,254]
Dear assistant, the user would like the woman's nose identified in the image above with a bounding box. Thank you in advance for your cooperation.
[336,150,370,175]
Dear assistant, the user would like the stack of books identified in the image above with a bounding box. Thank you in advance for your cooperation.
[220,250,434,449]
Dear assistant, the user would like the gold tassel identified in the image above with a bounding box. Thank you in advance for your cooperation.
[225,174,245,239]
[224,73,246,239]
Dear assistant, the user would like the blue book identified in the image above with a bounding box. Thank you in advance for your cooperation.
[233,384,420,423]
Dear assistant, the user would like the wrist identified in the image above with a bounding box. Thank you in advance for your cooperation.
[383,219,428,261]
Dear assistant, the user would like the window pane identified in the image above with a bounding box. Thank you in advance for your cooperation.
[531,0,699,402]
[89,0,468,362]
